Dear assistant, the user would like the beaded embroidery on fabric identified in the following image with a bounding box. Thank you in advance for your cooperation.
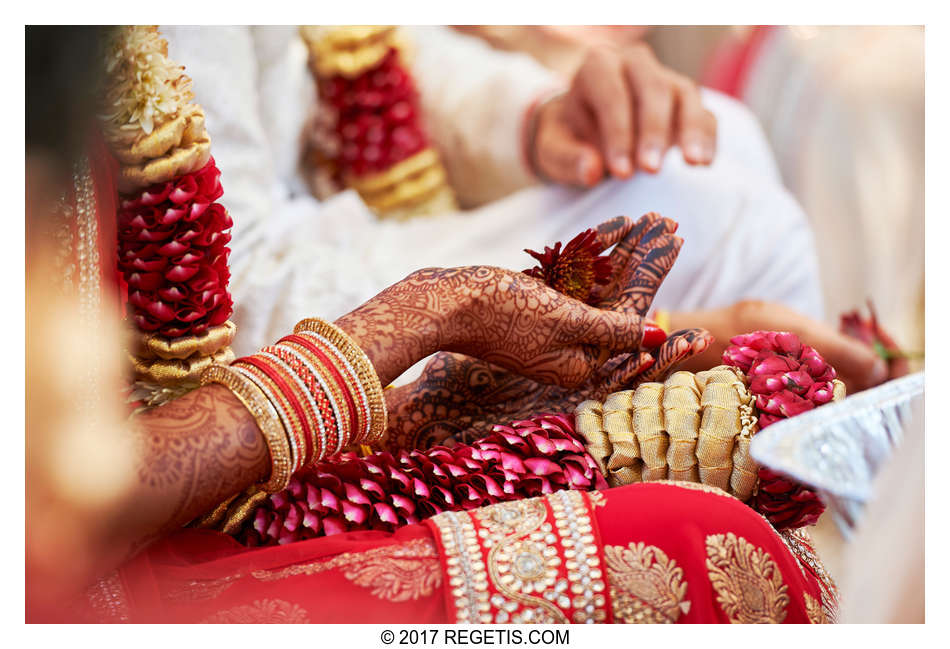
[778,527,839,623]
[83,571,131,622]
[428,490,609,624]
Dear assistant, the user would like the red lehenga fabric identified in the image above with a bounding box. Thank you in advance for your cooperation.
[71,482,836,624]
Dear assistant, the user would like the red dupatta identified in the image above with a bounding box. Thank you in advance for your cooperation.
[67,482,836,624]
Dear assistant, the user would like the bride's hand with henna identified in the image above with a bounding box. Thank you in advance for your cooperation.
[383,327,713,451]
[334,213,684,388]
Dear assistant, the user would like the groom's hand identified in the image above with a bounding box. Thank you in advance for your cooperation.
[531,43,717,187]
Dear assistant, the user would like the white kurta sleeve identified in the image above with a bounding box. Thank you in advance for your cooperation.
[406,26,563,208]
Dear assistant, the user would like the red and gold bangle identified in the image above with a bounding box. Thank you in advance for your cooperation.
[199,364,293,493]
[296,330,370,441]
[277,339,344,456]
[292,335,356,446]
[253,351,321,466]
[294,317,388,443]
[262,347,328,463]
[232,362,304,474]
[262,344,339,462]
[282,333,359,447]
[236,357,310,471]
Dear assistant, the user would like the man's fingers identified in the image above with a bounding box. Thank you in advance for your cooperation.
[536,117,604,187]
[676,81,717,165]
[575,51,636,178]
[615,233,683,315]
[637,328,712,383]
[806,329,888,392]
[624,64,674,173]
[561,91,600,144]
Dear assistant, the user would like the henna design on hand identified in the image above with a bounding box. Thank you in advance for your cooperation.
[336,214,682,390]
[637,328,713,383]
[123,385,269,551]
[382,330,710,450]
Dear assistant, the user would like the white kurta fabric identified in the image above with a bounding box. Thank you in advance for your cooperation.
[162,26,822,366]
[741,26,924,350]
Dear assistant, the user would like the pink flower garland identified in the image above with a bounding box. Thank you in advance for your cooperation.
[238,413,606,546]
[723,331,833,529]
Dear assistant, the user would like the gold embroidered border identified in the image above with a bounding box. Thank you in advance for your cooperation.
[429,491,609,624]
[165,538,440,604]
[778,528,839,623]
[252,537,441,602]
[645,479,741,501]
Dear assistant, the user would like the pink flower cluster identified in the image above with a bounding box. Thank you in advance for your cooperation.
[723,330,834,529]
[238,413,605,546]
[724,331,837,428]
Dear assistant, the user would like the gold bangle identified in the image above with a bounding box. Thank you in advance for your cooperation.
[294,317,388,443]
[234,357,310,472]
[200,364,293,493]
[232,363,303,475]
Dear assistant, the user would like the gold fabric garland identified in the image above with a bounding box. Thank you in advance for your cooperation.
[575,366,758,499]
[574,367,846,501]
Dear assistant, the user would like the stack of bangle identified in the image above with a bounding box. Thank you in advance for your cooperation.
[200,316,388,492]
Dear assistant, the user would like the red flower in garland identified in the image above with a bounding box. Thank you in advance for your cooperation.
[117,157,233,337]
[320,49,428,177]
[523,229,612,303]
[840,299,912,379]
[723,330,834,530]
[238,413,605,546]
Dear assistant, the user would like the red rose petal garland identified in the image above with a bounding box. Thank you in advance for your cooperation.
[118,158,232,338]
[322,49,427,179]
[723,330,838,529]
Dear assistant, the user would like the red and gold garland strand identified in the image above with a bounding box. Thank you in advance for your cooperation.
[300,26,457,220]
[99,26,235,388]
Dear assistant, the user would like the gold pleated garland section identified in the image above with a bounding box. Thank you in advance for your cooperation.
[576,368,847,501]
[576,365,761,501]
